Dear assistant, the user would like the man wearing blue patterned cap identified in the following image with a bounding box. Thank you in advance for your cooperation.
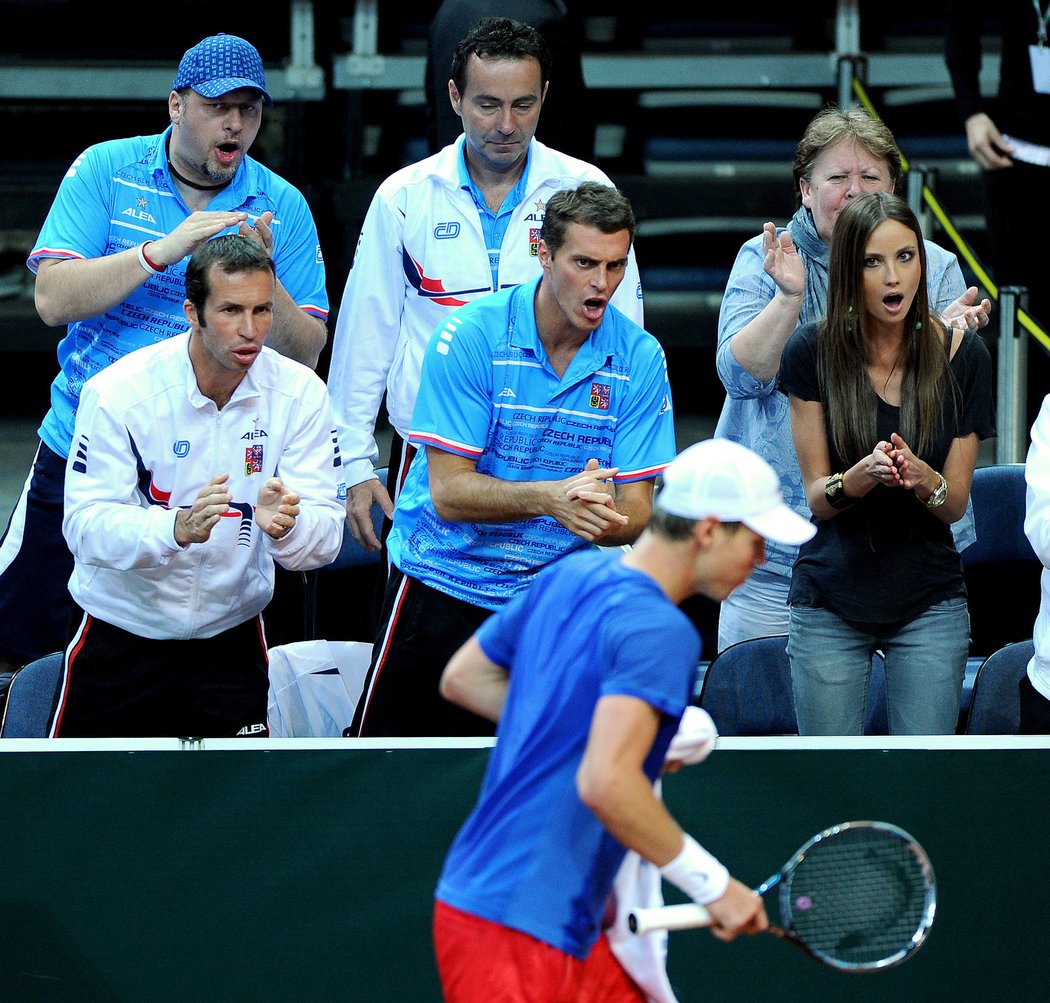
[0,34,329,678]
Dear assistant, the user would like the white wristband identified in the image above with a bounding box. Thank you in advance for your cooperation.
[136,242,163,276]
[659,834,730,905]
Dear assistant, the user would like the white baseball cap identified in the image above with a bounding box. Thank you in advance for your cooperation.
[654,439,816,546]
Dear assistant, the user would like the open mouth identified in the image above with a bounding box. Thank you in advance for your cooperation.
[582,297,606,323]
[883,292,905,312]
[216,142,240,167]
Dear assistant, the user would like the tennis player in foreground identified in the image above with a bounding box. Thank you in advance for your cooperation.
[432,438,816,1001]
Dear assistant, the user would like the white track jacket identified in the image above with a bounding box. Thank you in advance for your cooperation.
[327,137,645,487]
[63,333,345,640]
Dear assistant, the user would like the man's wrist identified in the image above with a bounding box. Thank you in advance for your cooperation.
[659,833,730,905]
[137,241,168,276]
[172,509,189,547]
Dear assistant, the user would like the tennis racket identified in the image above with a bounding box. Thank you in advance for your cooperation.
[628,820,936,972]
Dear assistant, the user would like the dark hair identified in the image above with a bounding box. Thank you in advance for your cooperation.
[648,508,743,541]
[820,192,954,462]
[185,234,275,317]
[539,182,636,257]
[648,508,697,540]
[793,105,903,210]
[450,17,550,96]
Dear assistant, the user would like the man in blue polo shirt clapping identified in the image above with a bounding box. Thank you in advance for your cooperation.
[352,182,676,737]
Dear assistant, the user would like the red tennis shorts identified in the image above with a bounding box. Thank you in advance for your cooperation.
[433,900,646,1003]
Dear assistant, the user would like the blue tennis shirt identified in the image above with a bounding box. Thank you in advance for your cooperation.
[28,127,328,458]
[388,276,676,609]
[435,549,701,959]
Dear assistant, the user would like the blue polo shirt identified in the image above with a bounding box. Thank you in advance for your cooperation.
[389,277,675,609]
[458,145,530,290]
[28,128,328,458]
[435,549,700,959]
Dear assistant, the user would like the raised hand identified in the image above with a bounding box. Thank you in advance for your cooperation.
[942,286,991,331]
[255,476,301,540]
[147,209,250,268]
[174,473,232,545]
[761,222,806,299]
[239,210,275,258]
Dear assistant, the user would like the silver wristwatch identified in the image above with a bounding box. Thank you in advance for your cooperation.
[925,472,948,509]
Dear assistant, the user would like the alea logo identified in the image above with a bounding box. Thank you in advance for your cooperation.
[122,206,157,224]
[172,440,190,458]
[434,221,460,240]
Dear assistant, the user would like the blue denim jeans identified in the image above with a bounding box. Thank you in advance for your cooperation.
[787,599,970,735]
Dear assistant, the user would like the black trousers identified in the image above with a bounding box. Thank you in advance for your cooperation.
[52,605,270,738]
[351,566,494,738]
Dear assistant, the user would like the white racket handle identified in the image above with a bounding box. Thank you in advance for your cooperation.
[627,902,713,935]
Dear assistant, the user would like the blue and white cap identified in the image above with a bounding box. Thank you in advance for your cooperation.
[172,33,272,105]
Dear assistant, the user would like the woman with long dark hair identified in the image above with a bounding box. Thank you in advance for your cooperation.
[779,192,995,734]
[712,106,990,654]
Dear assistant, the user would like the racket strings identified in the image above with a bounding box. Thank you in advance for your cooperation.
[782,829,931,967]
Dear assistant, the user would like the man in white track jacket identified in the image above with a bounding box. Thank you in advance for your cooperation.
[52,236,345,737]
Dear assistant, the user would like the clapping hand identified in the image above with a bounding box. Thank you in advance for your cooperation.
[255,476,300,540]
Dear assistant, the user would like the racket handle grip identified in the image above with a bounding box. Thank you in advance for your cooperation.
[627,902,713,935]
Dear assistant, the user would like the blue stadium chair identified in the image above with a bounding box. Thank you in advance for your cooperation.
[301,467,388,641]
[961,463,1041,716]
[0,651,62,738]
[963,639,1034,735]
[697,635,887,736]
[697,636,796,736]
[963,463,1039,647]
[962,463,1036,566]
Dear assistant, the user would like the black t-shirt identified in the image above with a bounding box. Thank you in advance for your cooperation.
[779,323,996,631]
